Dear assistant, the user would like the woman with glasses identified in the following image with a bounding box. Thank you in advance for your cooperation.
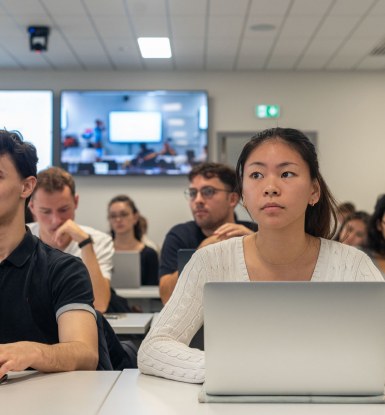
[365,194,385,277]
[138,128,382,384]
[108,195,159,285]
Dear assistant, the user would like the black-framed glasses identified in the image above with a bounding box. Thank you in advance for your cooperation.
[184,186,232,200]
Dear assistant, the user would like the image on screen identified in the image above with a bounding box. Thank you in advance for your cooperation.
[0,90,53,172]
[60,90,208,176]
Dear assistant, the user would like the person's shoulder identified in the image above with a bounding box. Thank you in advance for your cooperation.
[33,236,87,273]
[320,238,371,260]
[168,221,198,232]
[141,245,157,256]
[235,219,257,231]
[27,222,39,235]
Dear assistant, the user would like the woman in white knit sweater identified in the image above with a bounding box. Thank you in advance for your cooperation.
[138,128,383,384]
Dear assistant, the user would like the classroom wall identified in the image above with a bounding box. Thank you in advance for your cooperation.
[0,70,383,245]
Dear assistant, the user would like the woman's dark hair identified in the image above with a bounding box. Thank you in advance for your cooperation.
[366,194,385,255]
[108,195,142,241]
[334,211,370,243]
[235,127,338,239]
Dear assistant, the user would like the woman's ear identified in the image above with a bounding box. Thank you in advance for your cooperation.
[309,179,321,206]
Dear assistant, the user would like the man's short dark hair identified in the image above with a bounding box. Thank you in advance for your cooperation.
[0,130,38,179]
[188,162,236,191]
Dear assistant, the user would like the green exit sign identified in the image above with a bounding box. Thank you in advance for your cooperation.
[256,105,280,119]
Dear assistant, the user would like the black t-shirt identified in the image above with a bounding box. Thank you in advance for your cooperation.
[159,220,257,278]
[0,229,95,344]
[140,245,159,286]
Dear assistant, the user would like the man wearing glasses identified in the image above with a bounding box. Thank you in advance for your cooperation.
[159,162,256,304]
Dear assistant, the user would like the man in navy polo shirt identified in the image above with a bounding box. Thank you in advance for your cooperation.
[0,130,98,378]
[159,162,257,304]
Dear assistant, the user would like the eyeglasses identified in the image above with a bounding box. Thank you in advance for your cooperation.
[108,212,130,220]
[184,186,232,201]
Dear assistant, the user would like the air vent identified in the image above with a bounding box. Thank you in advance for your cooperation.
[370,39,385,56]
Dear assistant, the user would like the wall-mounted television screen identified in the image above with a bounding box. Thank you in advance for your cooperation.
[60,90,208,176]
[0,90,53,172]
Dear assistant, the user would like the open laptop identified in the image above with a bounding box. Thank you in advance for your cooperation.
[111,251,141,289]
[204,281,385,396]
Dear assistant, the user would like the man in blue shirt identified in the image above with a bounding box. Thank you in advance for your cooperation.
[159,162,257,304]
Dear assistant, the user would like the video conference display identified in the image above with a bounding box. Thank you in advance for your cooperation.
[0,90,53,172]
[60,90,208,176]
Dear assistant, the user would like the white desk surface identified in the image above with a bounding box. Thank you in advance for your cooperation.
[116,285,160,299]
[105,312,153,334]
[1,370,120,415]
[98,370,385,415]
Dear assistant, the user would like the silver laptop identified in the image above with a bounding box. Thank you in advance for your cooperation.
[111,251,141,289]
[204,281,385,396]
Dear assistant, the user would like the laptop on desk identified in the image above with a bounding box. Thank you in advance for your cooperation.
[203,281,385,397]
[111,251,141,289]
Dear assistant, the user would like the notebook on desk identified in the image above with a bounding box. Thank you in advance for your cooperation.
[203,281,385,398]
[111,251,141,289]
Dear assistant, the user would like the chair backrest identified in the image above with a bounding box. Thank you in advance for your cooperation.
[95,311,114,370]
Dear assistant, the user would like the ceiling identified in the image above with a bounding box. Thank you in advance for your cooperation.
[1,0,385,72]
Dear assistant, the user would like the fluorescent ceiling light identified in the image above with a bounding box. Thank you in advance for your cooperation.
[138,37,172,58]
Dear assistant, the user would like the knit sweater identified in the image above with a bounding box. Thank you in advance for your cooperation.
[138,237,383,383]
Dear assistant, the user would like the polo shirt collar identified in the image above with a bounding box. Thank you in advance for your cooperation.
[4,228,37,268]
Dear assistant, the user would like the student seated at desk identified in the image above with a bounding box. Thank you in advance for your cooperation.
[365,194,385,277]
[334,210,370,247]
[138,127,383,384]
[159,162,256,304]
[0,130,98,377]
[108,195,159,286]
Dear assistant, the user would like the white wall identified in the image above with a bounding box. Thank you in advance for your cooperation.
[1,70,384,245]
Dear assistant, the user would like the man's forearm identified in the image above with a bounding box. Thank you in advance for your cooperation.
[80,244,111,313]
[159,271,178,304]
[33,341,98,371]
[0,340,98,377]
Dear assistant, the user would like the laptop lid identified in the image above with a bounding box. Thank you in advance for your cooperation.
[204,281,385,396]
[111,251,141,289]
[177,249,196,275]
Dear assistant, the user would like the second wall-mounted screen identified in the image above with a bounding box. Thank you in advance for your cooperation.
[60,90,208,176]
[0,90,53,172]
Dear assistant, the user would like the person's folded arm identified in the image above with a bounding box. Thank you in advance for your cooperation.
[159,271,178,304]
[0,310,98,378]
[139,254,205,384]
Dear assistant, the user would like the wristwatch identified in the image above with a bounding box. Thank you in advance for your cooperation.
[78,235,93,249]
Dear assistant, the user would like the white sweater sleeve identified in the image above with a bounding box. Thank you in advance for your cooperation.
[138,251,207,383]
[138,237,248,383]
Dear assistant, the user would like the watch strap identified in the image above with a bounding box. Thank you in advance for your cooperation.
[78,235,93,249]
